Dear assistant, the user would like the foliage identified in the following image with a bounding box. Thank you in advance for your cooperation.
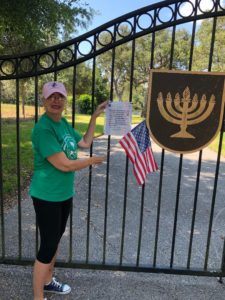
[132,91,145,112]
[133,35,151,88]
[212,17,225,71]
[77,94,96,114]
[173,29,191,69]
[69,63,93,95]
[0,0,94,55]
[97,26,191,105]
[154,29,173,69]
[97,42,132,100]
[61,63,109,104]
[95,69,110,105]
[0,1,95,119]
[192,17,225,71]
[192,19,214,71]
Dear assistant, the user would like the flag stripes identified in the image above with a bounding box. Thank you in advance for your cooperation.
[119,121,158,185]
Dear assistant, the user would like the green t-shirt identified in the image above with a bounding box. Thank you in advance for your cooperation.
[29,113,82,201]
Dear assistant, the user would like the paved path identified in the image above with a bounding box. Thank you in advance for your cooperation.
[1,263,225,300]
[1,136,225,299]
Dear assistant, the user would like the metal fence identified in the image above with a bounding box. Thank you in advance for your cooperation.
[1,0,225,278]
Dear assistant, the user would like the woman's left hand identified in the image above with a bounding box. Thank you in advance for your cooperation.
[92,101,108,118]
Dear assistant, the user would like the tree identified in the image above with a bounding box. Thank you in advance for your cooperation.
[173,29,191,69]
[0,0,95,117]
[96,26,132,100]
[192,17,225,72]
[95,68,110,105]
[97,45,132,100]
[97,26,191,112]
[0,0,94,55]
[153,29,173,69]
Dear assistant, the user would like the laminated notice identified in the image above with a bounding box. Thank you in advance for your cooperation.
[104,101,132,135]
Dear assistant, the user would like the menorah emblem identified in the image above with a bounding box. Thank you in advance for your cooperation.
[157,87,216,139]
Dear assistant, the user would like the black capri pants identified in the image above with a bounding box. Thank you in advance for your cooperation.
[32,197,72,264]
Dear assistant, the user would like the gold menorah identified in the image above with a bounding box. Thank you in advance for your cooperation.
[157,86,216,139]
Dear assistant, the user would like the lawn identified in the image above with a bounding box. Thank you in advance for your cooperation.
[1,104,144,197]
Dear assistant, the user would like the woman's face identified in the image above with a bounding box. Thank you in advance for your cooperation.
[43,92,66,115]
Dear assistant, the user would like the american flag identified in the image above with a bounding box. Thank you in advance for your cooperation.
[119,120,158,185]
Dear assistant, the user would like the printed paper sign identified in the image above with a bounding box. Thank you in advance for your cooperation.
[104,101,132,135]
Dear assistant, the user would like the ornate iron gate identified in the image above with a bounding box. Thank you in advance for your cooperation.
[1,0,225,278]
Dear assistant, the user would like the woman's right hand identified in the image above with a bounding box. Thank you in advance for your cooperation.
[47,152,106,172]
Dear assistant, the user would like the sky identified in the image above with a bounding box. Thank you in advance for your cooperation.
[77,0,222,36]
[75,0,221,54]
[77,0,160,35]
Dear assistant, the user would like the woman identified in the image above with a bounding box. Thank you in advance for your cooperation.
[29,81,107,300]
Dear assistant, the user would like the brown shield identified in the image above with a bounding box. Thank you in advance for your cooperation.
[146,69,225,153]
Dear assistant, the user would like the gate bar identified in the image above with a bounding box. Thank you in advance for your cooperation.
[0,83,5,259]
[16,77,22,260]
[0,257,224,277]
[187,151,202,268]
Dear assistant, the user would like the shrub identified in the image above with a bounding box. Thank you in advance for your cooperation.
[77,94,96,114]
[1,98,16,104]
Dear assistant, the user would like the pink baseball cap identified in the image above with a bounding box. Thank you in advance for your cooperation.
[42,81,67,99]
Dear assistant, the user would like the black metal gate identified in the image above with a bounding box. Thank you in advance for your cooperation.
[1,0,225,278]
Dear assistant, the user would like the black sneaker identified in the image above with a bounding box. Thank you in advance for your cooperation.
[44,277,71,294]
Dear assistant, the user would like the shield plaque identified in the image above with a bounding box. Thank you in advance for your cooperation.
[147,70,225,153]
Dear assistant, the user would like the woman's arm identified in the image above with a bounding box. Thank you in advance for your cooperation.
[47,152,105,172]
[78,101,108,148]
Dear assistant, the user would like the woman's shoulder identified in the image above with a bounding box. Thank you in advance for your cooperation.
[61,116,69,124]
[61,116,73,130]
[32,114,52,134]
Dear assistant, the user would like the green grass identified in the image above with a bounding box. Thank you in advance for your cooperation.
[2,120,34,195]
[1,113,143,197]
